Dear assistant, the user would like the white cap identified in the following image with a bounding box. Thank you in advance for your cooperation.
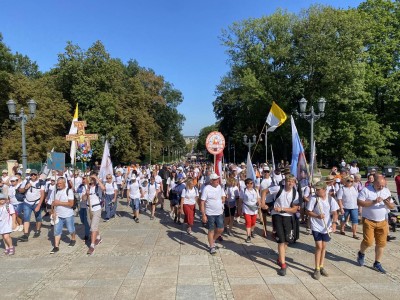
[131,174,136,180]
[209,173,220,180]
[10,176,17,181]
[2,169,8,173]
[177,166,183,171]
[263,166,270,171]
[25,169,31,174]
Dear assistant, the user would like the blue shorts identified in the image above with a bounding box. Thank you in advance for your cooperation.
[312,231,331,242]
[13,203,23,216]
[23,202,42,223]
[54,215,75,236]
[207,214,224,231]
[130,198,140,211]
[344,208,359,224]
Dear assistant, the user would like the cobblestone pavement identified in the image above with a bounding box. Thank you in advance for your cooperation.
[0,180,399,300]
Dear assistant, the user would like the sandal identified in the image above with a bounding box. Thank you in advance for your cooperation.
[353,235,360,240]
[340,231,346,235]
[8,247,15,255]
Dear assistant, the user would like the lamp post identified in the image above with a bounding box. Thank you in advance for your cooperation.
[230,145,236,165]
[259,127,268,163]
[101,135,116,147]
[243,134,257,154]
[297,97,327,177]
[7,99,37,174]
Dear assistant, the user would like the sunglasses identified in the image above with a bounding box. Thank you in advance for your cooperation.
[346,180,354,183]
[31,174,37,176]
[106,177,112,179]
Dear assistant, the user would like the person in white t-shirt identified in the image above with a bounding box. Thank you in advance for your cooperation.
[0,193,16,255]
[103,174,118,221]
[201,173,226,255]
[224,177,239,236]
[146,176,160,220]
[240,178,261,243]
[270,174,300,276]
[180,177,199,234]
[356,175,395,274]
[307,180,338,280]
[127,175,143,223]
[337,175,360,238]
[49,177,76,254]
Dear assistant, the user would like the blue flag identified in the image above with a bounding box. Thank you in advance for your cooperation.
[290,116,309,183]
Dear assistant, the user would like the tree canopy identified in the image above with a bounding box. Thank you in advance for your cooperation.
[214,1,399,166]
[0,38,185,165]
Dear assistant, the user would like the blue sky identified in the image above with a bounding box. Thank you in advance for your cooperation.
[0,0,362,136]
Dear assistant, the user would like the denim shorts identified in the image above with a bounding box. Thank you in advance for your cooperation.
[54,215,75,236]
[13,203,23,216]
[23,202,42,223]
[207,214,224,230]
[344,208,359,224]
[130,198,140,211]
[312,230,331,242]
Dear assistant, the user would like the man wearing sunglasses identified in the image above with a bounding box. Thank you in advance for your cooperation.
[18,169,45,242]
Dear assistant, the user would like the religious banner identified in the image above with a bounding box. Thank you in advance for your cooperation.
[47,152,65,171]
[65,120,98,164]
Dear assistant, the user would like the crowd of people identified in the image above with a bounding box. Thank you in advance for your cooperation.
[0,160,399,280]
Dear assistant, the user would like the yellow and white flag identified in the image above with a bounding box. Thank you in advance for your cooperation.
[69,104,79,163]
[266,101,287,132]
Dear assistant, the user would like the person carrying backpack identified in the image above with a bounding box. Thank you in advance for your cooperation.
[270,174,300,276]
[307,180,338,280]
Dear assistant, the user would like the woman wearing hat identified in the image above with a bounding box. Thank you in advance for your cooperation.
[240,178,261,243]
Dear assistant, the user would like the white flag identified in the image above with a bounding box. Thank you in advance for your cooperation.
[99,140,113,181]
[69,104,78,163]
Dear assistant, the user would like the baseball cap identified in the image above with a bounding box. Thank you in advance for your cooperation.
[325,175,335,182]
[10,176,17,181]
[263,166,270,171]
[209,173,220,180]
[30,169,38,175]
[314,180,327,190]
[2,169,8,173]
[25,168,31,174]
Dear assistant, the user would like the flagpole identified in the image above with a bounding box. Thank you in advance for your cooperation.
[265,125,268,164]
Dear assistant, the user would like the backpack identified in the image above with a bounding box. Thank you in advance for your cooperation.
[171,183,183,201]
[271,186,297,209]
[15,182,27,202]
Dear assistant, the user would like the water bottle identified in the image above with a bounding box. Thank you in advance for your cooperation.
[341,215,345,222]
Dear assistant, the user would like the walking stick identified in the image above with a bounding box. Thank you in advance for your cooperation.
[316,197,331,238]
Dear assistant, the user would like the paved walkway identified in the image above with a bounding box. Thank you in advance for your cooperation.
[1,181,400,300]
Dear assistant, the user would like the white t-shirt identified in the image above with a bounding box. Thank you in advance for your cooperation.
[181,187,199,205]
[154,175,163,190]
[271,173,283,185]
[55,188,74,218]
[307,195,339,233]
[71,176,83,191]
[271,187,299,217]
[264,185,280,204]
[349,166,359,175]
[337,186,358,209]
[79,185,88,209]
[45,183,57,205]
[201,185,226,216]
[0,204,15,234]
[260,177,272,191]
[105,182,118,195]
[115,175,124,185]
[225,186,239,205]
[128,181,141,199]
[88,185,102,212]
[240,188,260,215]
[358,185,393,222]
[24,180,44,203]
[147,182,159,201]
[8,185,18,205]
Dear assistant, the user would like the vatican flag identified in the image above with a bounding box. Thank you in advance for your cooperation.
[266,101,287,132]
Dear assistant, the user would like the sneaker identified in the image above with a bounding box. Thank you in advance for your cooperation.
[373,262,386,274]
[33,231,41,238]
[251,232,256,238]
[50,247,59,254]
[357,251,365,266]
[103,218,109,222]
[18,225,23,232]
[387,235,396,241]
[8,247,15,255]
[306,228,311,235]
[312,269,321,280]
[18,234,29,242]
[150,216,154,220]
[68,240,76,247]
[245,236,251,243]
[320,268,329,277]
[187,229,193,235]
[210,247,216,255]
[4,248,9,255]
[277,259,282,267]
[94,238,103,246]
[346,222,351,228]
[135,218,139,223]
[277,266,287,276]
[87,246,95,255]
[169,211,174,219]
